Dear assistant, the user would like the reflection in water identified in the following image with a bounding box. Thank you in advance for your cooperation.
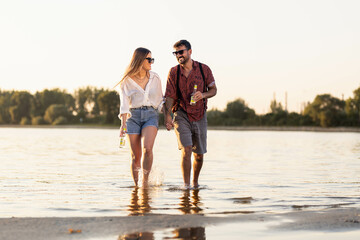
[178,189,203,214]
[123,187,154,239]
[118,231,154,240]
[168,226,206,240]
[173,189,205,239]
[128,187,152,216]
[119,227,205,240]
[119,188,206,239]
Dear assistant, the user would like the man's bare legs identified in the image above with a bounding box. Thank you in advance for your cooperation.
[181,146,192,187]
[192,153,203,188]
[181,147,204,188]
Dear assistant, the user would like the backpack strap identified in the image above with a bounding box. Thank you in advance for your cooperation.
[175,64,184,112]
[198,62,207,110]
[198,63,206,92]
[176,64,181,99]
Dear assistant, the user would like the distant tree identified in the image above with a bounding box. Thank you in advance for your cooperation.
[20,117,31,125]
[207,108,225,126]
[9,91,33,124]
[224,98,256,125]
[304,94,345,127]
[52,116,68,125]
[44,104,70,124]
[63,92,75,113]
[91,87,105,117]
[31,116,46,125]
[260,99,286,126]
[97,90,119,124]
[0,90,12,124]
[345,98,358,126]
[74,86,96,119]
[270,99,284,114]
[260,111,286,126]
[345,87,360,126]
[33,89,75,117]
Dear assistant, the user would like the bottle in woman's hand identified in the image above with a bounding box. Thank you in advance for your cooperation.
[119,127,126,148]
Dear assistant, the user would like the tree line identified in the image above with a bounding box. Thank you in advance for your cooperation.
[208,87,360,127]
[0,87,119,125]
[0,86,359,127]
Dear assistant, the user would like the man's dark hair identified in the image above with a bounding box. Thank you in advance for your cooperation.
[173,40,191,50]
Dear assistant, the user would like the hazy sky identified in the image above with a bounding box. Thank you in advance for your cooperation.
[1,0,359,113]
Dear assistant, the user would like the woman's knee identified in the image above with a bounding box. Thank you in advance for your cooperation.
[131,152,141,164]
[143,147,153,157]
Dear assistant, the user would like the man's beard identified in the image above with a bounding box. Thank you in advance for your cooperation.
[177,56,188,64]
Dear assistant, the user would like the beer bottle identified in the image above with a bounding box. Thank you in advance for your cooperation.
[119,127,126,148]
[190,84,198,105]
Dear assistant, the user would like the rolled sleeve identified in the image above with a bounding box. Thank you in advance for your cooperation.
[155,74,164,112]
[156,97,165,113]
[164,68,177,100]
[203,64,215,88]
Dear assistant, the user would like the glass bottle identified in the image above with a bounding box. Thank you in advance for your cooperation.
[119,127,126,148]
[190,84,198,105]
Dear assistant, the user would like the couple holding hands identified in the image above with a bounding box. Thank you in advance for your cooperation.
[117,40,217,188]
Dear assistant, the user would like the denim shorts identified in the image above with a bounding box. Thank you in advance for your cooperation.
[126,106,159,134]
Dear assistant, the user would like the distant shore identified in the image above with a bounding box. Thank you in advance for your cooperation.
[1,124,360,132]
[207,126,360,132]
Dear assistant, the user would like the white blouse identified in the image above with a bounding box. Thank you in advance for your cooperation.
[118,71,164,119]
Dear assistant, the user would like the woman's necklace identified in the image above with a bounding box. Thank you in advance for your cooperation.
[135,72,148,82]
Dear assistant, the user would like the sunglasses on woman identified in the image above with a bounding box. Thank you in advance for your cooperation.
[145,58,155,64]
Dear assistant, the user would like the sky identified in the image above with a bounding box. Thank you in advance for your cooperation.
[1,0,359,114]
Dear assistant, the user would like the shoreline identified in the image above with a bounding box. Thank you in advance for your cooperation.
[1,124,360,132]
[1,208,359,240]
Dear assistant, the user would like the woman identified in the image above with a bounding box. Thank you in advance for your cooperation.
[117,47,163,187]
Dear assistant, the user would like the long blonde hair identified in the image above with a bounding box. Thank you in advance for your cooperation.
[114,47,151,88]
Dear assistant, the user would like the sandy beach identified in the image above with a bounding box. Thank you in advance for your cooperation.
[1,208,359,240]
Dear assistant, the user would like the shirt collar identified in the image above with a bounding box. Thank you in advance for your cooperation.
[179,60,197,74]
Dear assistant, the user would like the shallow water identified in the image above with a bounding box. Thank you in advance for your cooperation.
[1,127,360,218]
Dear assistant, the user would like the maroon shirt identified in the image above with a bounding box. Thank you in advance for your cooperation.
[165,60,215,122]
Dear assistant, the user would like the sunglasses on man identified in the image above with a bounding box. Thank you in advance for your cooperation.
[145,58,155,64]
[172,49,187,56]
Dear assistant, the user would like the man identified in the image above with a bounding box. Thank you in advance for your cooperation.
[164,40,217,188]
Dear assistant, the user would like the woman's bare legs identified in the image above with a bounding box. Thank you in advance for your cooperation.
[141,126,158,187]
[128,134,142,186]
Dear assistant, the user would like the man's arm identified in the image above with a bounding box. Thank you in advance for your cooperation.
[194,83,217,102]
[164,97,175,131]
[203,83,217,99]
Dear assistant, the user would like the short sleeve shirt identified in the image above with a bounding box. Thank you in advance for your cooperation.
[165,61,215,122]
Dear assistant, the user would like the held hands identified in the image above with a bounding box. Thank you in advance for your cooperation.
[165,114,174,131]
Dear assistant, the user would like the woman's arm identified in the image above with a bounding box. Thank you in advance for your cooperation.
[119,83,130,136]
[120,114,127,137]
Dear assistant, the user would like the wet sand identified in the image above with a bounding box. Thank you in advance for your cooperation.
[1,208,359,240]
